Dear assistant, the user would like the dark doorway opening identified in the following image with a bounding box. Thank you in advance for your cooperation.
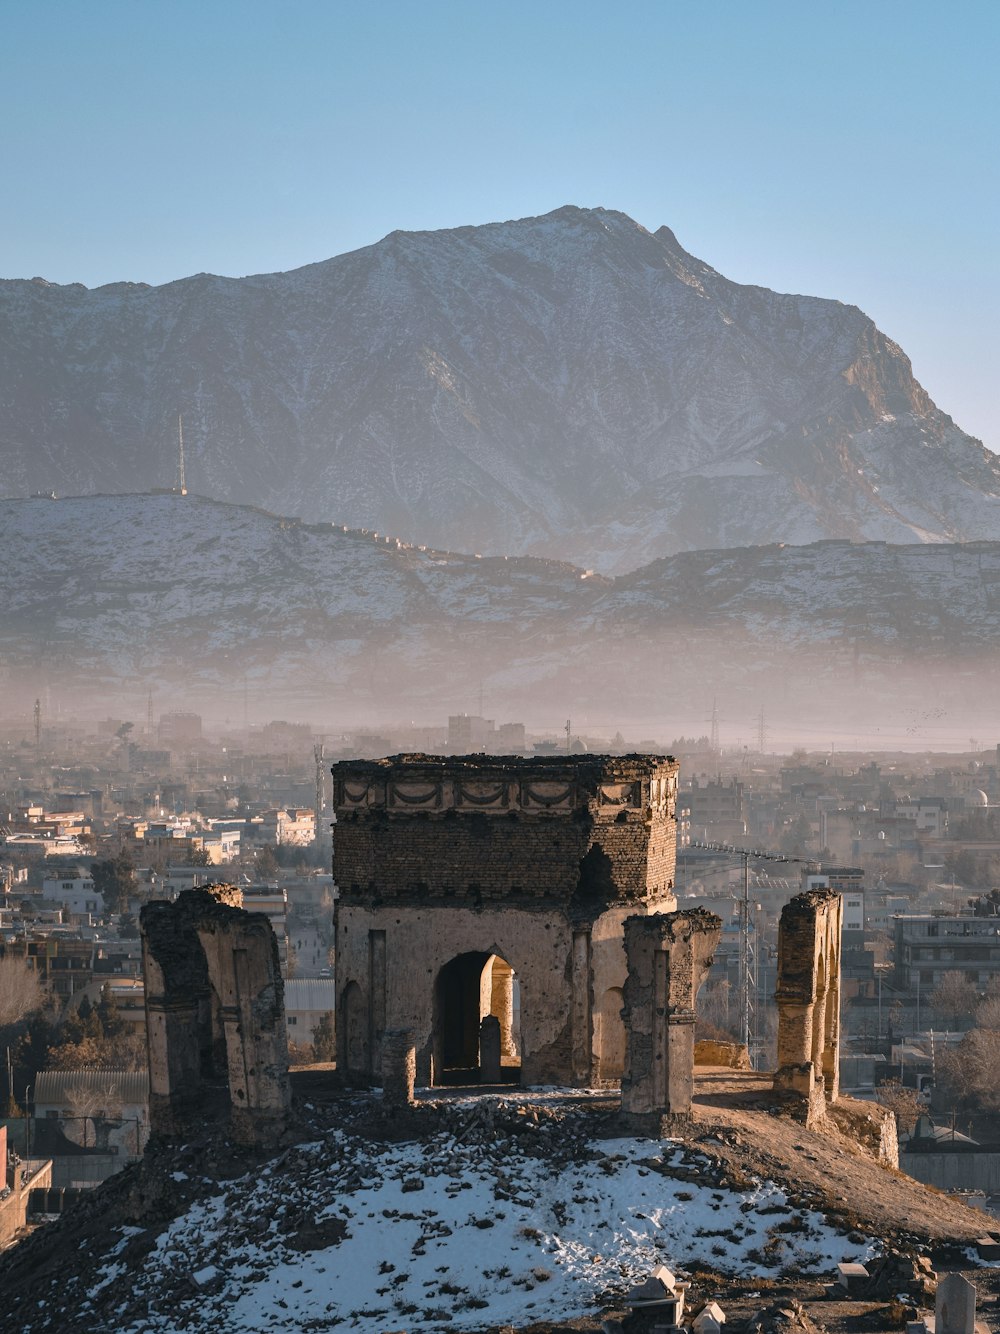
[433,951,521,1086]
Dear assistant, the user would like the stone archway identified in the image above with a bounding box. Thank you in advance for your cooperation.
[433,951,521,1086]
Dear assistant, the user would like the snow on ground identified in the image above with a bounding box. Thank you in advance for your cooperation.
[89,1101,874,1334]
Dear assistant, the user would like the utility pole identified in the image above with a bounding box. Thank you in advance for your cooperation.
[691,840,811,1070]
[176,414,187,495]
[313,742,327,847]
[737,849,753,1056]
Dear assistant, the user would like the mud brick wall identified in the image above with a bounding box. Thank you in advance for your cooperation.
[332,754,679,916]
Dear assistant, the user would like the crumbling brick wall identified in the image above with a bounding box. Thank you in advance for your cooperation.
[331,755,679,1087]
[141,886,290,1145]
[620,909,721,1131]
[333,755,678,910]
[774,888,843,1109]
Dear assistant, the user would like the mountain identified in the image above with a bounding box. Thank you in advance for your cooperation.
[2,494,999,739]
[2,207,998,572]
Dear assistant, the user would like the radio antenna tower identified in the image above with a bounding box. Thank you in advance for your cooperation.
[757,706,766,755]
[313,742,329,850]
[176,414,187,495]
[709,698,720,755]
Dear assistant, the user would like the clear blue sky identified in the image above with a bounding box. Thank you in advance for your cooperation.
[2,0,997,447]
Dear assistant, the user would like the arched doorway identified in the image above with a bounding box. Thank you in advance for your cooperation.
[433,952,521,1086]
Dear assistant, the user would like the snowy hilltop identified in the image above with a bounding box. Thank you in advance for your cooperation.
[2,206,999,572]
[0,1089,984,1334]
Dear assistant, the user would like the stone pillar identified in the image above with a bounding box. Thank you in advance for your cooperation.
[811,984,827,1070]
[774,888,842,1116]
[822,983,840,1100]
[620,909,721,1133]
[776,1001,814,1074]
[489,958,518,1059]
[571,928,593,1086]
[382,1029,416,1108]
[479,1015,502,1083]
[141,887,291,1145]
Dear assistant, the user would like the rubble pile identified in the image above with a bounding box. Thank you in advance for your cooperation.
[746,1298,826,1334]
[859,1251,938,1303]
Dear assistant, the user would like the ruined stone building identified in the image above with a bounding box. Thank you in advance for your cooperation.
[141,886,290,1144]
[620,908,722,1130]
[774,887,842,1112]
[331,755,679,1087]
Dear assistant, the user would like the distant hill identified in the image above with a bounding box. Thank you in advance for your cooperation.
[2,494,999,739]
[2,207,999,572]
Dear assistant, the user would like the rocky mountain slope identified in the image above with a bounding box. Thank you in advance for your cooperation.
[3,494,1000,736]
[2,207,999,571]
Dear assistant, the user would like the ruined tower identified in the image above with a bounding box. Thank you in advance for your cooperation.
[620,908,722,1131]
[331,754,679,1088]
[141,886,290,1144]
[774,887,843,1115]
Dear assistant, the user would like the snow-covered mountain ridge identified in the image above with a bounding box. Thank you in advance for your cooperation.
[3,494,1000,733]
[2,207,998,571]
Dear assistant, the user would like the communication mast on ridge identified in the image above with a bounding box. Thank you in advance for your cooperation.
[176,414,188,495]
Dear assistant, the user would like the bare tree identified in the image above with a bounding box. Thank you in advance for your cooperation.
[976,994,1000,1031]
[0,956,45,1026]
[698,980,735,1039]
[940,1028,1000,1114]
[63,1072,126,1150]
[930,970,978,1029]
[875,1079,924,1135]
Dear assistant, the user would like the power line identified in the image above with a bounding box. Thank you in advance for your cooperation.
[689,841,814,1066]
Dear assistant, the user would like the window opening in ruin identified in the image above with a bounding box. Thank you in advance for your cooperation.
[432,951,521,1086]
